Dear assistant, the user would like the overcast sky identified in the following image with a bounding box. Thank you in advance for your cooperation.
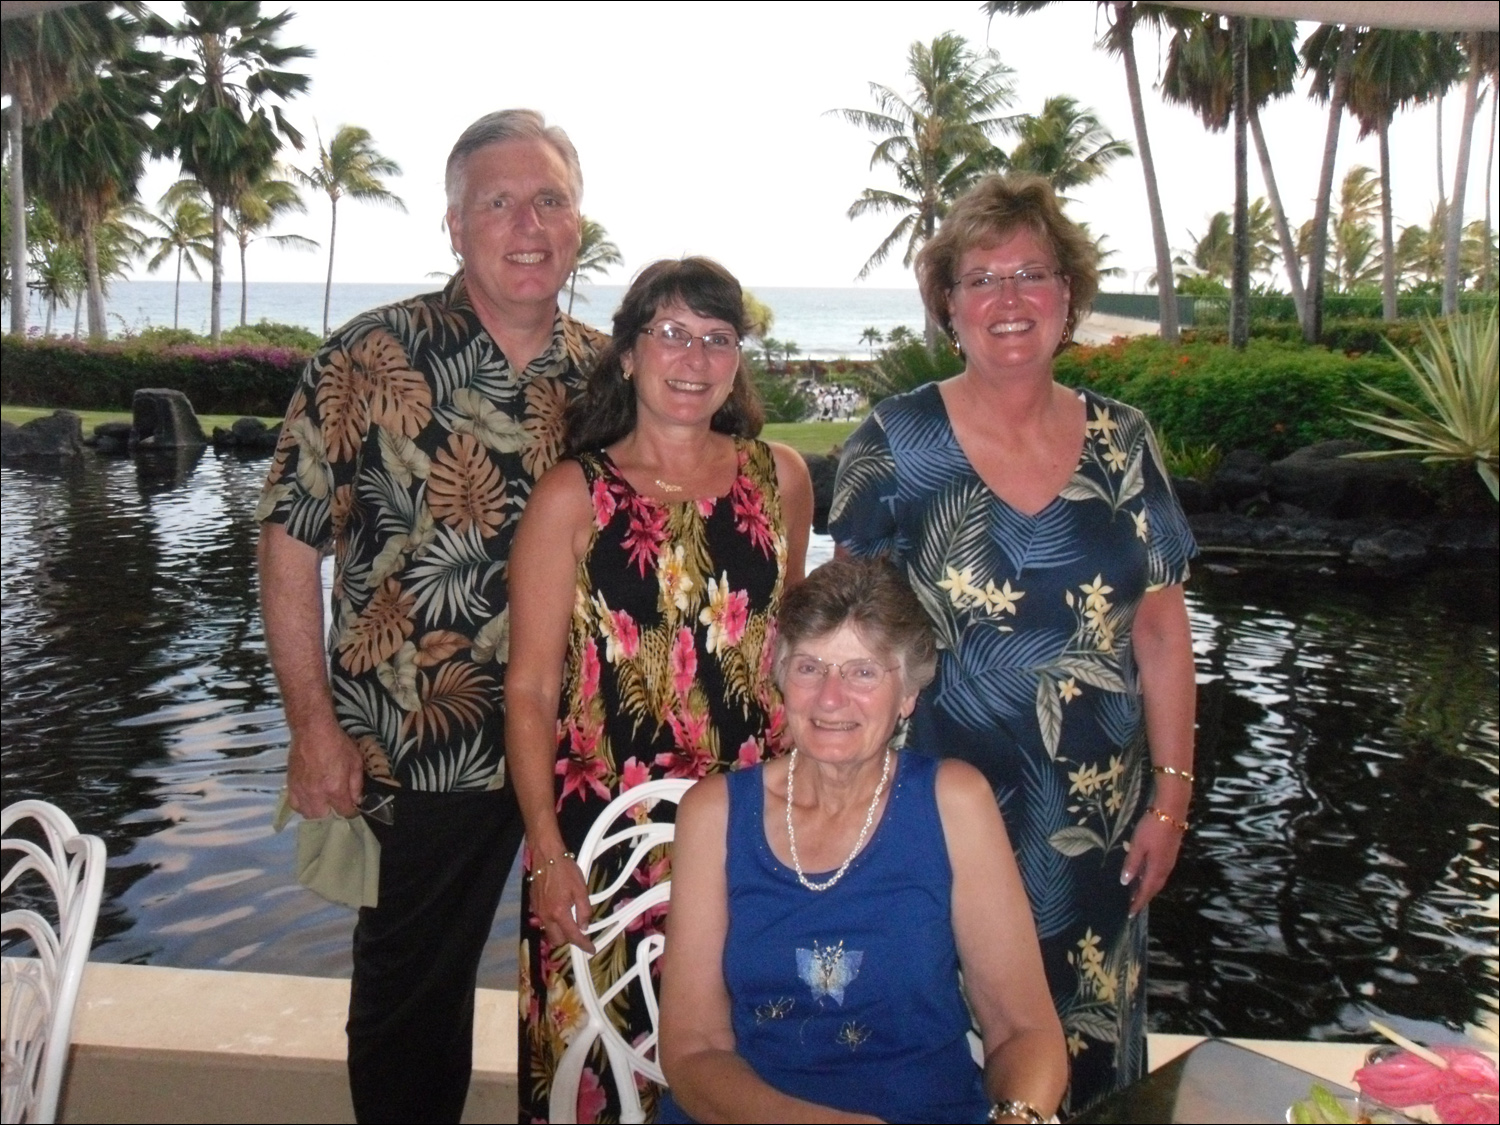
[127,0,1497,293]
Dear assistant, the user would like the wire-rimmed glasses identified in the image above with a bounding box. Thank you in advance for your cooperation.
[641,322,741,354]
[950,267,1065,294]
[784,653,897,695]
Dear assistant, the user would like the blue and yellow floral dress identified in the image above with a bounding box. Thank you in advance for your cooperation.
[829,384,1196,1112]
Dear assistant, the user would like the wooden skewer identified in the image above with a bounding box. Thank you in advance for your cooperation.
[1369,1020,1449,1069]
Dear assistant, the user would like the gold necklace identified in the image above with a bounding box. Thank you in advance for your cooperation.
[653,479,683,493]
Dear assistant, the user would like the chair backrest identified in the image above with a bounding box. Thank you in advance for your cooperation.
[547,779,693,1125]
[2,801,107,1125]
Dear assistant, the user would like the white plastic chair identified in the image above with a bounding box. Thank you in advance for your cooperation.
[548,778,693,1125]
[2,801,107,1125]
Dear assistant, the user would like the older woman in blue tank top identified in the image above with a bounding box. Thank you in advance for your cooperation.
[659,557,1067,1124]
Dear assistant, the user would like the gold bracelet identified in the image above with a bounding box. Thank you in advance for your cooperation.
[1152,764,1195,783]
[526,851,577,883]
[1145,806,1190,833]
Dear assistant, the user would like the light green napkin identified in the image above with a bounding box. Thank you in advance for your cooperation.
[272,788,380,909]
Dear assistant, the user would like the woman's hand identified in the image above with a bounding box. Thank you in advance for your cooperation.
[1121,811,1186,916]
[529,854,596,953]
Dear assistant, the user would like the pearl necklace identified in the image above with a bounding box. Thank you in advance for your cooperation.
[785,747,891,892]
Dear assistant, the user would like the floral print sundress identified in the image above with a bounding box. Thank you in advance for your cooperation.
[518,439,788,1123]
[830,384,1197,1114]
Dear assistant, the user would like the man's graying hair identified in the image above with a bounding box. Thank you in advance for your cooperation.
[444,109,583,208]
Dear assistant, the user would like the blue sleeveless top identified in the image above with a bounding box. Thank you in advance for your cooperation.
[661,752,988,1123]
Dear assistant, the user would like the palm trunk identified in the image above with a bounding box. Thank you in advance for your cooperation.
[1378,117,1397,322]
[1304,27,1354,344]
[8,105,29,336]
[1443,51,1480,315]
[83,220,106,341]
[1436,93,1447,216]
[567,269,578,315]
[73,291,83,338]
[1230,17,1250,350]
[1249,106,1305,324]
[173,249,183,330]
[239,231,249,326]
[210,199,224,343]
[322,197,338,338]
[44,295,54,336]
[1485,94,1496,293]
[922,208,941,350]
[1117,3,1179,342]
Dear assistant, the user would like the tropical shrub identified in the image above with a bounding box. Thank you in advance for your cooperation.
[0,336,307,417]
[221,320,323,350]
[862,338,963,406]
[1184,319,1429,355]
[1155,432,1221,482]
[753,367,814,424]
[1344,309,1499,500]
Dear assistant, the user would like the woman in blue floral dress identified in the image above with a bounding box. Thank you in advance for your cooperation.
[506,258,812,1122]
[831,176,1198,1114]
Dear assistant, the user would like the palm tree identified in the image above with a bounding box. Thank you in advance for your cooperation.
[988,1,1180,341]
[1005,95,1132,197]
[30,236,84,337]
[230,167,315,326]
[1398,207,1447,290]
[2,2,133,335]
[1312,30,1462,321]
[566,217,622,315]
[150,1,312,342]
[1443,32,1499,313]
[23,47,156,340]
[140,191,214,330]
[1160,12,1300,347]
[860,326,884,358]
[1301,23,1358,342]
[832,32,1016,344]
[1329,165,1381,290]
[296,125,404,336]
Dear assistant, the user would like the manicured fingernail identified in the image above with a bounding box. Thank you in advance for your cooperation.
[1120,870,1134,885]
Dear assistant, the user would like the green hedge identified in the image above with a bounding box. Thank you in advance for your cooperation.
[1052,337,1415,459]
[1181,318,1431,355]
[1190,292,1497,324]
[0,336,309,417]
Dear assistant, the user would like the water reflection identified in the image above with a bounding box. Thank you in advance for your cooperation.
[0,453,1495,1045]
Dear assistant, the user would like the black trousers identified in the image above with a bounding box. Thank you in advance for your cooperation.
[347,784,525,1124]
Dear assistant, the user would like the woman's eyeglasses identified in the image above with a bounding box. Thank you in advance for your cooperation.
[951,268,1064,294]
[641,322,741,353]
[784,654,896,695]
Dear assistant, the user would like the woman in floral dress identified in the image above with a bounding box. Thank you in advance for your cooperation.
[830,177,1197,1114]
[506,258,812,1123]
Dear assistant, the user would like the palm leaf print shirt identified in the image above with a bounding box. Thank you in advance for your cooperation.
[256,272,607,792]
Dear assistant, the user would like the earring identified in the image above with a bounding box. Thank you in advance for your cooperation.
[623,366,633,381]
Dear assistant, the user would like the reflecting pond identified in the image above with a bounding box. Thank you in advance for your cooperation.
[1,449,1494,1045]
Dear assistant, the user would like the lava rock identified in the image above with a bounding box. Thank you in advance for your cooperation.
[1172,477,1212,515]
[92,421,134,455]
[1349,527,1430,567]
[801,452,837,535]
[1211,449,1270,508]
[1269,440,1428,519]
[132,388,206,449]
[1,411,85,460]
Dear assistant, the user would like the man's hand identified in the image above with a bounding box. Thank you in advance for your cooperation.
[287,714,365,820]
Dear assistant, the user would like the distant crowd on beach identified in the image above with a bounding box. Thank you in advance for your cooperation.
[799,379,864,421]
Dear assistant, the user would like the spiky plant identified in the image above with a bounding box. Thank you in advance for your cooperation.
[1344,308,1499,499]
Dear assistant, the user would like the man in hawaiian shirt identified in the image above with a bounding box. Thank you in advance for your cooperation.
[256,109,607,1123]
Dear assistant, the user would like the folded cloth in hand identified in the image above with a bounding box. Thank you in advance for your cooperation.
[272,788,380,909]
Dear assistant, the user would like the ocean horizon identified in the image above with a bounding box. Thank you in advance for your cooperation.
[22,280,928,360]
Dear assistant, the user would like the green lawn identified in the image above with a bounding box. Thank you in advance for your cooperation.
[4,407,860,455]
[2,406,280,432]
[762,421,860,454]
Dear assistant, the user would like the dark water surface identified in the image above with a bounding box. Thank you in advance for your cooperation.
[1,451,1495,1045]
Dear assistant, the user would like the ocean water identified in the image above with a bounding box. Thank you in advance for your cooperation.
[28,280,926,360]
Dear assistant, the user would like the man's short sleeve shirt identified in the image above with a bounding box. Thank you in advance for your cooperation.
[256,272,607,791]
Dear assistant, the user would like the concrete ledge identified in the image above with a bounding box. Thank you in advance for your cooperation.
[52,962,514,1123]
[28,962,1487,1124]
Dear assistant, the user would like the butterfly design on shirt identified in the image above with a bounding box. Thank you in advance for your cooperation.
[796,940,864,1006]
[837,1021,871,1050]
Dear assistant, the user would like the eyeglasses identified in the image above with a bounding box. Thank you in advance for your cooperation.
[951,268,1065,294]
[641,322,741,353]
[784,653,896,695]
